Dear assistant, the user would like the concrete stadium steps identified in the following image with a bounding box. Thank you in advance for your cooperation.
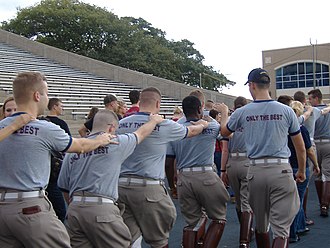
[0,42,183,136]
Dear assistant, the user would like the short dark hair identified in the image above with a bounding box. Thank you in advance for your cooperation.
[293,91,306,103]
[234,96,247,109]
[103,94,117,105]
[277,95,293,106]
[308,89,322,100]
[209,109,219,119]
[182,95,201,118]
[48,98,61,110]
[129,90,140,104]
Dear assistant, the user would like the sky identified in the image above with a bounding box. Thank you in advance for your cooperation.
[1,0,330,100]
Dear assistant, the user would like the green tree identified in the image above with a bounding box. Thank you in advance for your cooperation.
[1,0,235,90]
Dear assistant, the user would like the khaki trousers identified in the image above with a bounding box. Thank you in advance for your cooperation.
[227,156,252,212]
[0,196,70,248]
[67,201,131,248]
[247,162,299,238]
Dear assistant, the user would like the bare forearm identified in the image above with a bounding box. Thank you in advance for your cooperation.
[0,125,17,141]
[67,136,109,154]
[307,147,318,167]
[220,142,229,171]
[220,113,231,137]
[187,124,204,138]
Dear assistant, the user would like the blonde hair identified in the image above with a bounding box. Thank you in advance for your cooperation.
[13,72,47,105]
[290,100,304,117]
[173,106,183,115]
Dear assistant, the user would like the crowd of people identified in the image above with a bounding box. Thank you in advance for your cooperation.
[0,68,329,248]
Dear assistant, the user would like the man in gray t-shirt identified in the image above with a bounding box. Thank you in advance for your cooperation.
[167,95,229,248]
[220,96,254,247]
[116,87,208,248]
[218,68,306,247]
[58,109,163,247]
[308,89,330,217]
[0,72,114,248]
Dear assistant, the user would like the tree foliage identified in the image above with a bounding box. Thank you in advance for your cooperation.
[1,0,235,90]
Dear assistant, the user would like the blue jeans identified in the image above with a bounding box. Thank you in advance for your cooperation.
[46,182,67,223]
[214,151,222,176]
[290,168,309,238]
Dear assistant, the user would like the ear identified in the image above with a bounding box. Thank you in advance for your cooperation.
[197,106,202,114]
[33,91,41,102]
[156,100,160,109]
[109,124,116,134]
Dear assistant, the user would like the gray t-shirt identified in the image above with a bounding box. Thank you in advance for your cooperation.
[167,119,219,170]
[0,112,72,191]
[227,100,300,159]
[117,112,188,179]
[298,107,322,139]
[314,105,330,139]
[228,125,246,153]
[58,133,137,200]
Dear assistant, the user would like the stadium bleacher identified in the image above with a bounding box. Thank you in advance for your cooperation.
[0,42,182,136]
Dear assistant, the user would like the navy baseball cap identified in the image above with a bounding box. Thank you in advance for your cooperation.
[245,68,270,85]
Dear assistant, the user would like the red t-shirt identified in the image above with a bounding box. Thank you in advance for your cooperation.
[124,106,139,117]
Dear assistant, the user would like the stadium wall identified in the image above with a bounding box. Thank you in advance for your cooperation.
[0,29,237,107]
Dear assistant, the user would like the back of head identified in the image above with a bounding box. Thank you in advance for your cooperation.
[205,100,214,110]
[245,68,270,90]
[103,94,117,106]
[129,90,140,104]
[290,101,304,117]
[234,96,248,110]
[277,95,293,106]
[209,109,219,119]
[13,72,47,105]
[182,95,201,118]
[189,89,205,106]
[293,91,306,103]
[139,87,161,107]
[47,98,61,111]
[92,109,119,133]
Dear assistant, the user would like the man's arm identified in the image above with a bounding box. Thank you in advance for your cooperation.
[67,133,117,154]
[133,114,164,144]
[0,114,33,142]
[321,104,330,115]
[214,103,232,137]
[306,147,320,175]
[186,119,208,138]
[301,105,313,122]
[220,139,229,186]
[291,133,306,182]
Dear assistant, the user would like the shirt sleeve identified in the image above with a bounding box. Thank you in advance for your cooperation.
[166,141,175,157]
[163,120,188,142]
[44,121,72,152]
[117,133,138,161]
